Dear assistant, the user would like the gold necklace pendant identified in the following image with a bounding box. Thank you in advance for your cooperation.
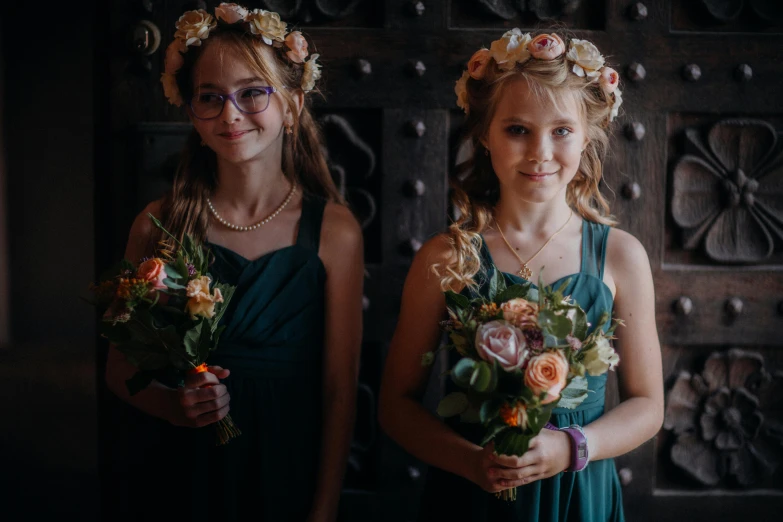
[518,264,532,280]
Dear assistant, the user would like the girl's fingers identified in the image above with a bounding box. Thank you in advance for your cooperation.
[207,365,230,379]
[193,402,231,428]
[184,370,221,388]
[497,470,542,488]
[491,449,537,469]
[490,465,541,482]
[490,452,524,468]
[489,463,537,481]
[179,384,228,407]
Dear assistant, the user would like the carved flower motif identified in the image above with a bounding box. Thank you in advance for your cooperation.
[671,119,783,263]
[663,349,783,487]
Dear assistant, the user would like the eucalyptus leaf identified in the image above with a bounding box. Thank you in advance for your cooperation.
[163,278,187,290]
[527,403,555,433]
[164,264,184,280]
[557,376,589,409]
[479,398,503,424]
[437,392,469,418]
[452,358,477,387]
[470,361,492,392]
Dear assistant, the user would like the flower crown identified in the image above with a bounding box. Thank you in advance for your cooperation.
[455,30,622,122]
[160,3,321,107]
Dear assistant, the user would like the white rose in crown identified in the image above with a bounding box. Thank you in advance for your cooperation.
[489,29,532,71]
[246,9,287,45]
[610,90,623,122]
[582,336,619,376]
[302,54,322,92]
[566,39,605,78]
[174,9,217,47]
[215,3,248,24]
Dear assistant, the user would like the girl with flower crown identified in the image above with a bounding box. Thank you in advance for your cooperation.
[379,30,663,521]
[104,5,363,522]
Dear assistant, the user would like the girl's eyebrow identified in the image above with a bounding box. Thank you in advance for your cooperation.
[500,116,579,126]
[196,77,267,90]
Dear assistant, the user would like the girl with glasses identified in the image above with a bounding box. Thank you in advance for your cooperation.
[105,5,363,522]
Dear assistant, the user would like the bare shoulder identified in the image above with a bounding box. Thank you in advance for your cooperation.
[125,199,164,261]
[320,201,364,255]
[415,233,456,269]
[605,227,653,299]
[606,227,651,273]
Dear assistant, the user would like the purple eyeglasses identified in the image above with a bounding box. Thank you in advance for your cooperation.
[189,86,278,120]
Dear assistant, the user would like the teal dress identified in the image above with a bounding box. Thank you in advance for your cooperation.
[417,221,625,522]
[109,197,326,522]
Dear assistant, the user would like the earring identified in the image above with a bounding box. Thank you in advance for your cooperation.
[484,148,489,156]
[284,123,293,135]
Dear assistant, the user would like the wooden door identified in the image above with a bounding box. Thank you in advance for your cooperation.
[101,1,783,520]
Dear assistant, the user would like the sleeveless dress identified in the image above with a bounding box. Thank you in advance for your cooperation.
[112,196,327,522]
[417,220,625,522]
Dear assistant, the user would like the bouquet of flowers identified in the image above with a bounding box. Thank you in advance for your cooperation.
[89,214,240,445]
[423,270,621,500]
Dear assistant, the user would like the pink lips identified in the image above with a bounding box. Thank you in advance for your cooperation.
[219,130,251,140]
[521,171,556,182]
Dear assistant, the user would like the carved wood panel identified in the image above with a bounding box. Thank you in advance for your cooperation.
[101,1,783,520]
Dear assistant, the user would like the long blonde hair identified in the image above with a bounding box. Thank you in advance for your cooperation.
[435,40,618,292]
[158,29,343,248]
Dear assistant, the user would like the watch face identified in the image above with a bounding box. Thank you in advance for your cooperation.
[577,445,587,459]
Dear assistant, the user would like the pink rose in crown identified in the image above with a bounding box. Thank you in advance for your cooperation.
[285,31,309,63]
[468,49,490,80]
[475,320,529,371]
[599,67,619,94]
[528,33,565,60]
[215,3,248,24]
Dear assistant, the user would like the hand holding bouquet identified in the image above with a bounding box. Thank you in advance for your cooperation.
[424,270,621,500]
[89,214,240,445]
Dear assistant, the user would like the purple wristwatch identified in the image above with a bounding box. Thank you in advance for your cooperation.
[544,422,589,472]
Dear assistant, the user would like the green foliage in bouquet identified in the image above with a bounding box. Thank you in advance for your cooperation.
[426,269,621,458]
[90,214,236,395]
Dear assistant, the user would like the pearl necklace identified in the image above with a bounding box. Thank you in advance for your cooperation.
[207,183,297,232]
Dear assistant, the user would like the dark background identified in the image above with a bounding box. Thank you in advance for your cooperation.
[2,1,782,521]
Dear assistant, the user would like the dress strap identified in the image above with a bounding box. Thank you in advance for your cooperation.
[581,221,610,280]
[295,195,326,252]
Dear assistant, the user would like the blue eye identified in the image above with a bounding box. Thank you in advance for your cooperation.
[507,125,527,135]
[554,127,572,136]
